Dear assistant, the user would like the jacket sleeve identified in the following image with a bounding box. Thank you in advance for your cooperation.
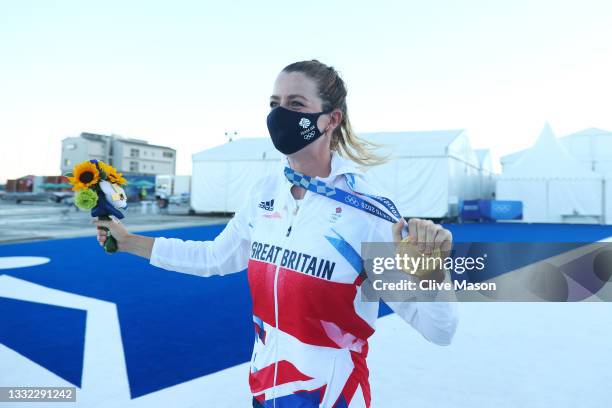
[384,295,459,346]
[149,193,253,277]
[365,196,459,346]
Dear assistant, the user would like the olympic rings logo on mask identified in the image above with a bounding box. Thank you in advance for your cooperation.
[303,130,316,140]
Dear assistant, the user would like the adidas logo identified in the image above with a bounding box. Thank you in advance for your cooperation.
[258,199,275,211]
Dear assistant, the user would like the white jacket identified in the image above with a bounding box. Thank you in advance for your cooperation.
[150,151,458,407]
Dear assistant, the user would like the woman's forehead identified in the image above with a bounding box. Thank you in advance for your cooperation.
[272,71,318,99]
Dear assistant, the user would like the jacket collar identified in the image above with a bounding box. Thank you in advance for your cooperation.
[281,150,363,182]
[328,150,364,178]
[275,150,363,212]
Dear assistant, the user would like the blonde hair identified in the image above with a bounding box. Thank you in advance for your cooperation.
[282,60,387,166]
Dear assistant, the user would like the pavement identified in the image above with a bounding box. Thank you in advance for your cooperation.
[0,201,231,244]
[1,207,612,407]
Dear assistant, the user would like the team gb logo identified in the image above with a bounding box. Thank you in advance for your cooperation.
[299,118,311,128]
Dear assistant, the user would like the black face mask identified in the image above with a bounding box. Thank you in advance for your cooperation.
[267,106,332,155]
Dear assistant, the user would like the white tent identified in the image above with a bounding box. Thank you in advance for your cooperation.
[362,130,481,219]
[191,130,485,217]
[556,128,612,224]
[559,128,612,224]
[191,138,282,212]
[501,127,612,173]
[475,148,495,199]
[496,123,604,223]
[557,128,612,174]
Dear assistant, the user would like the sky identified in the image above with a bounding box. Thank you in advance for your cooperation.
[1,0,611,183]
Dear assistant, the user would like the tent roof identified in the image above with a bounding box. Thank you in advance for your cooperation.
[500,149,523,167]
[192,138,282,161]
[501,127,612,167]
[360,130,466,157]
[475,149,493,172]
[562,127,612,163]
[564,127,612,138]
[499,123,602,180]
[193,129,474,162]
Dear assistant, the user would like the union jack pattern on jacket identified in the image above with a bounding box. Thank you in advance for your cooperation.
[150,151,458,407]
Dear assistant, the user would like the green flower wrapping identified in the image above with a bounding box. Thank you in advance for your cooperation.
[75,188,98,210]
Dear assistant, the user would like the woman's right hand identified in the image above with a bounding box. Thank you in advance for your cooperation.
[92,217,131,251]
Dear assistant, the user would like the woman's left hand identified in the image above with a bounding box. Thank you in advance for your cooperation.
[391,218,452,281]
[392,218,453,258]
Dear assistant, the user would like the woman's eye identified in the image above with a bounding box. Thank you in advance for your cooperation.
[269,100,303,109]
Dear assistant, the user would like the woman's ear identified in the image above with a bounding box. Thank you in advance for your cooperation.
[327,109,343,133]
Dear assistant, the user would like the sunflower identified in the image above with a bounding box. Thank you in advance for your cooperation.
[68,161,100,191]
[98,161,127,185]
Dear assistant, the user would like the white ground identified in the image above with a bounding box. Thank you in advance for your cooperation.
[177,303,612,408]
[1,273,610,408]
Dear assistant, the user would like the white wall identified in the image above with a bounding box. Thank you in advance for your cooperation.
[497,180,548,222]
[497,179,604,223]
[368,157,450,218]
[191,160,278,213]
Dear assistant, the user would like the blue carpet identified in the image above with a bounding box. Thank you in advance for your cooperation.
[442,222,612,242]
[0,297,86,387]
[1,224,254,398]
[1,222,611,398]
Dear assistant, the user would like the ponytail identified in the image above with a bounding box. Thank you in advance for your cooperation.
[282,60,387,167]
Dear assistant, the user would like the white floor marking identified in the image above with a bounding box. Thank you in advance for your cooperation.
[0,256,51,270]
[0,275,252,407]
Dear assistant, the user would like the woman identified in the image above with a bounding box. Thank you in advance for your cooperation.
[94,60,458,408]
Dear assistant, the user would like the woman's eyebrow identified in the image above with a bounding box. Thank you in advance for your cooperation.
[269,94,308,101]
[288,94,308,101]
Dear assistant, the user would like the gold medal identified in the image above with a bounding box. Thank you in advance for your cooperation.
[396,236,443,278]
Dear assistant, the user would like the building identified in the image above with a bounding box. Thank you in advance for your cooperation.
[5,175,36,193]
[4,175,72,193]
[61,132,176,176]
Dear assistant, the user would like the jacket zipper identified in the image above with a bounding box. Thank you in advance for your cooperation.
[286,202,299,237]
[271,190,306,406]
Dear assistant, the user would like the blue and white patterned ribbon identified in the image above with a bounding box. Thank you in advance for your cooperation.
[284,166,401,223]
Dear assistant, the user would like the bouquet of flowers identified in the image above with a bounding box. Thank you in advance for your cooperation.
[65,160,128,253]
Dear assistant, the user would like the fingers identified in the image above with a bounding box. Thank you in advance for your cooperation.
[96,227,108,246]
[92,218,115,246]
[407,218,418,243]
[408,218,427,252]
[391,218,406,243]
[407,218,453,256]
[424,222,438,255]
[434,228,453,258]
[92,219,112,229]
[92,217,122,233]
